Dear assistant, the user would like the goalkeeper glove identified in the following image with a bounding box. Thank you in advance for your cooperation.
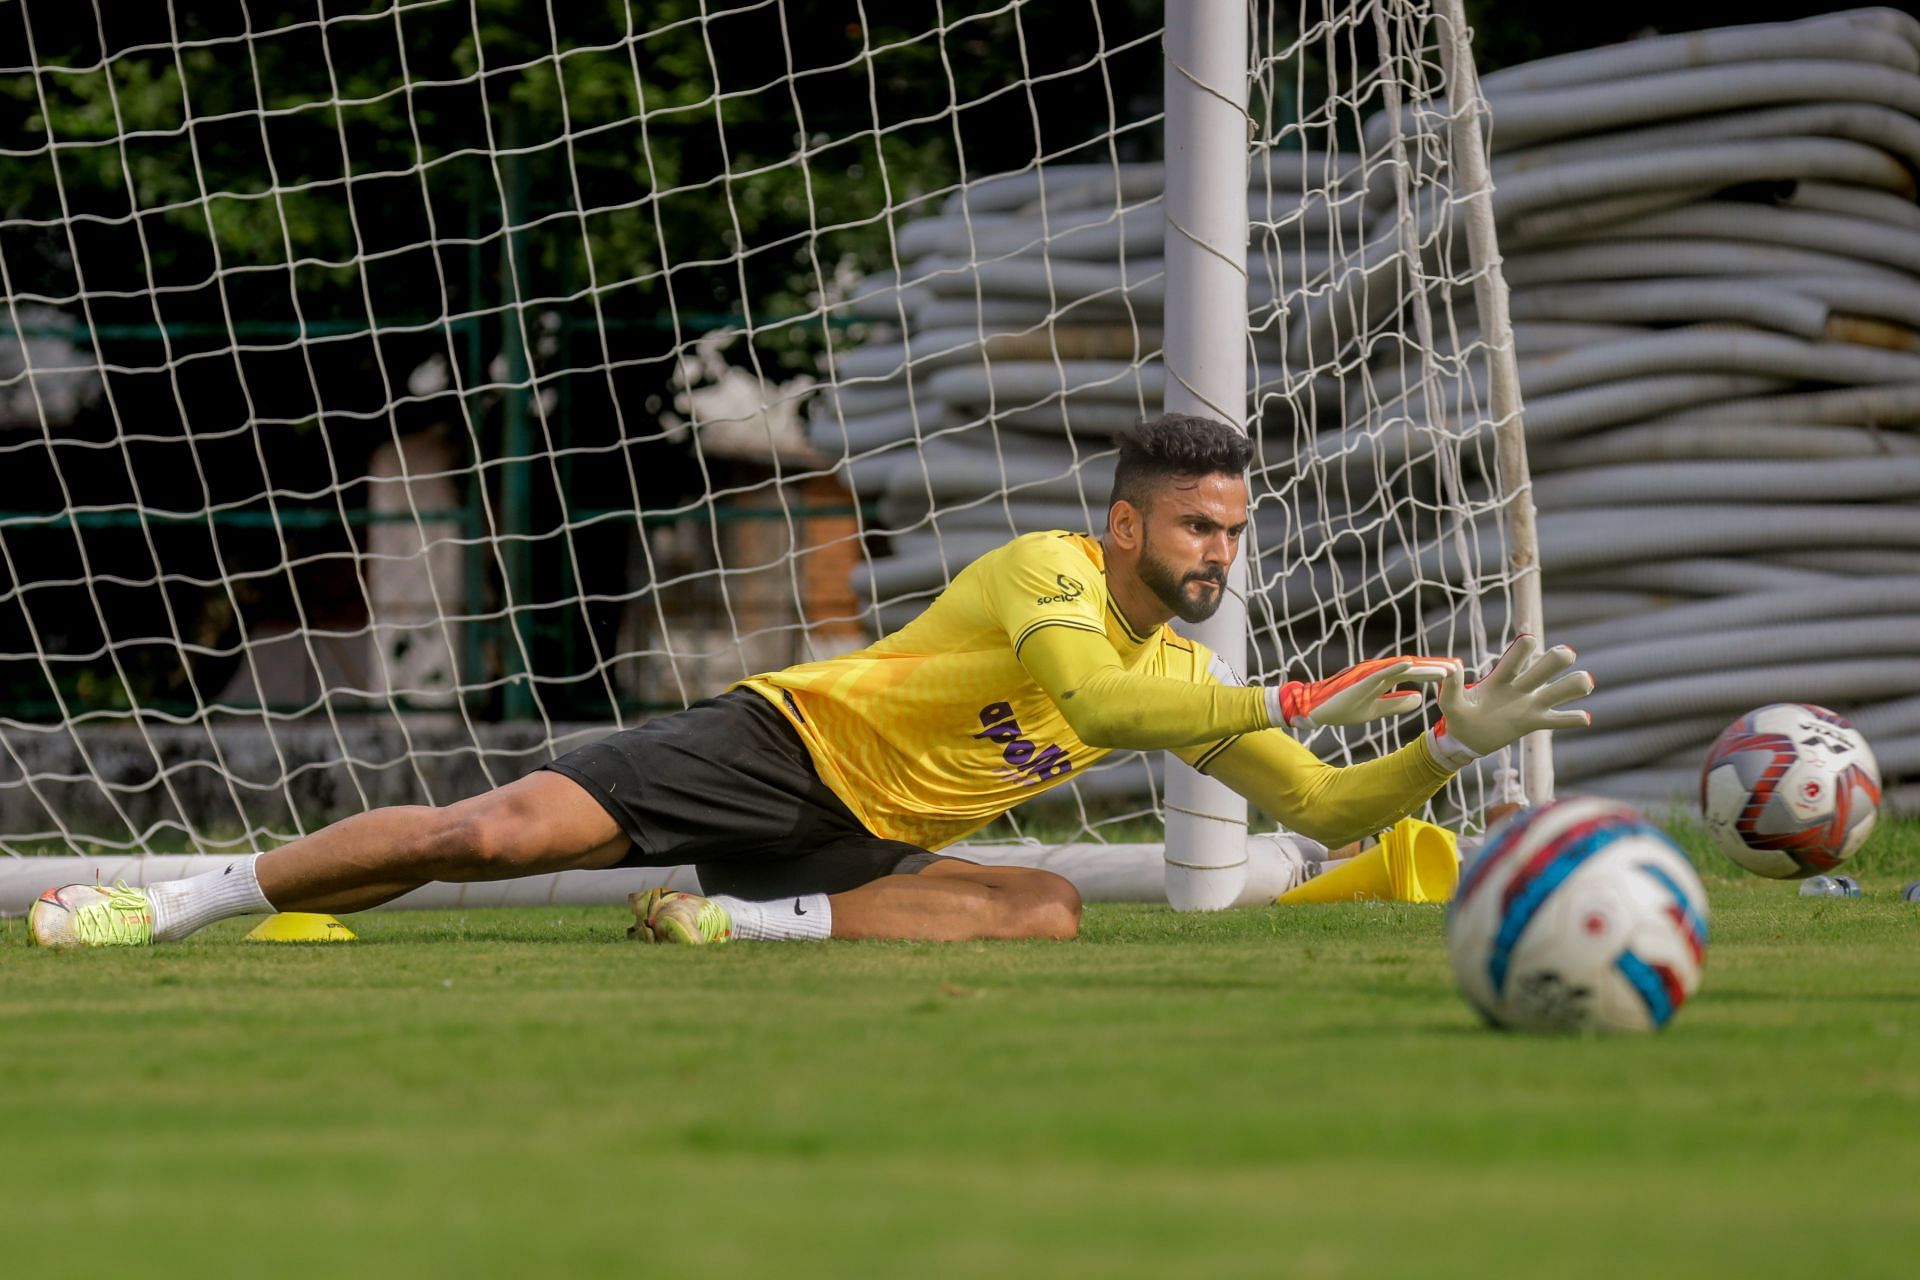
[1269,655,1461,730]
[1428,634,1594,770]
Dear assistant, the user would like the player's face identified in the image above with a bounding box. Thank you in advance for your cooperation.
[1136,473,1249,624]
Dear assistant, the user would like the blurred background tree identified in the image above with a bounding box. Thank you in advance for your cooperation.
[0,0,1874,721]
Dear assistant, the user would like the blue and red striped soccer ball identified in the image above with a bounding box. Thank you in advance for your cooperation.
[1447,796,1709,1034]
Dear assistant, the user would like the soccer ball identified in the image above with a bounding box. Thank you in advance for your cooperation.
[1446,796,1709,1034]
[1698,703,1882,879]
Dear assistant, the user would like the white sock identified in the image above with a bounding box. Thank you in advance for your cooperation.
[709,892,832,941]
[149,854,274,941]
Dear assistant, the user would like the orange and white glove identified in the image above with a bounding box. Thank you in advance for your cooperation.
[1428,634,1595,770]
[1268,656,1461,731]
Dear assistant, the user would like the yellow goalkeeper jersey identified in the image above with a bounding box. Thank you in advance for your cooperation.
[742,529,1456,851]
[740,530,1221,850]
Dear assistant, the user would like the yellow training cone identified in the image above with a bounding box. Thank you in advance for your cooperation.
[1275,817,1461,905]
[244,912,357,942]
[1378,817,1461,902]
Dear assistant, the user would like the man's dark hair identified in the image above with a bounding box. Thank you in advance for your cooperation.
[1108,413,1253,511]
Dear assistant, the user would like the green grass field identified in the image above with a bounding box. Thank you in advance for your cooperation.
[4,822,1918,1278]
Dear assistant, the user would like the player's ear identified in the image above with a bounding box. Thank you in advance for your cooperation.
[1108,498,1144,550]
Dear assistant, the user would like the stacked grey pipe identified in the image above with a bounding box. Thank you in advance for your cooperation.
[808,9,1920,815]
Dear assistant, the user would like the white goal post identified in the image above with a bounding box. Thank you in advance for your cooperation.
[0,0,1540,912]
[1162,0,1540,909]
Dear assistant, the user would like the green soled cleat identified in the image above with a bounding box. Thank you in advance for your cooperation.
[627,888,732,945]
[28,881,155,948]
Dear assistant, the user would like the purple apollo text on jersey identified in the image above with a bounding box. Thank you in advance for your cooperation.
[975,702,1074,784]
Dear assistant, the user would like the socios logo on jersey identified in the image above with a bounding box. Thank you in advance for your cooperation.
[1034,574,1084,606]
[974,702,1074,784]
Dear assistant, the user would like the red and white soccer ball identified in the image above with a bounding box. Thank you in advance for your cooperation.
[1446,796,1709,1034]
[1698,703,1882,880]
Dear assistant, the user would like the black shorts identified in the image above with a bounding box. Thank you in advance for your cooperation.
[541,689,947,898]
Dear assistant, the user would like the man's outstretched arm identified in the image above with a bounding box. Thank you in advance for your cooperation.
[1183,729,1455,850]
[1017,626,1448,751]
[1183,634,1597,847]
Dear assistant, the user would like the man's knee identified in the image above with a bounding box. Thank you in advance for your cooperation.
[424,773,627,881]
[449,808,521,875]
[1009,868,1081,940]
[431,792,540,878]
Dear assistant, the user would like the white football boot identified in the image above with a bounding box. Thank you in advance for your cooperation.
[27,882,155,947]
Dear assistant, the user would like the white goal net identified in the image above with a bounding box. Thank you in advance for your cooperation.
[0,0,1534,904]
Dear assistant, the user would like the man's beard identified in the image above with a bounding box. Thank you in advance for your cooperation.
[1138,542,1227,624]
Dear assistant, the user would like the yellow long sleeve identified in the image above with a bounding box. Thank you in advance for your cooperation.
[1017,624,1272,750]
[1020,622,1454,843]
[1178,729,1455,848]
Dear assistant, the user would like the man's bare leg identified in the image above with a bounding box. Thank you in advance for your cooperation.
[824,861,1081,941]
[256,772,631,914]
[637,859,1081,945]
[31,771,633,947]
[637,858,1083,945]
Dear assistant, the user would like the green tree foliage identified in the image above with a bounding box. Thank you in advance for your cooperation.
[3,0,1156,366]
[0,1,1156,720]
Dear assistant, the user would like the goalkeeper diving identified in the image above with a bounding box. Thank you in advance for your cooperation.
[29,415,1592,948]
